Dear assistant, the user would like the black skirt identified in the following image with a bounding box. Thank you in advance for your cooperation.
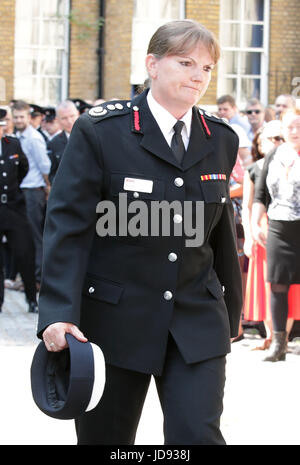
[267,219,300,284]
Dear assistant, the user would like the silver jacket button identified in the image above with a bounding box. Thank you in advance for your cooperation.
[88,286,95,294]
[168,253,177,262]
[174,177,184,187]
[164,291,173,300]
[133,191,139,198]
[173,214,182,224]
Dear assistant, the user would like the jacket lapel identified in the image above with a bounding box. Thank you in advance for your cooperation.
[62,131,68,145]
[182,108,214,171]
[132,91,183,170]
[1,137,10,157]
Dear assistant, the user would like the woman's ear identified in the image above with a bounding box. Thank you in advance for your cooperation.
[145,54,158,80]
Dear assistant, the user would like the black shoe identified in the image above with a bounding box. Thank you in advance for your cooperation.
[28,301,38,313]
[263,331,287,362]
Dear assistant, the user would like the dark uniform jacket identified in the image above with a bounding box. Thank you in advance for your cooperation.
[37,90,243,376]
[0,136,29,211]
[47,131,68,184]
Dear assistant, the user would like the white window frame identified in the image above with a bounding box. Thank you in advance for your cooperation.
[130,0,185,86]
[217,0,270,107]
[14,0,70,105]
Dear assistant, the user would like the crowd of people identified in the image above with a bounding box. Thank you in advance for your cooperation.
[216,93,300,363]
[0,97,98,312]
[0,90,299,363]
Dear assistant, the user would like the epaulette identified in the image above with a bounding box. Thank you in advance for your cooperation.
[3,135,16,144]
[88,100,131,123]
[198,107,238,137]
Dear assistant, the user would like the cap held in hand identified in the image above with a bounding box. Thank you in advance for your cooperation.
[30,333,105,420]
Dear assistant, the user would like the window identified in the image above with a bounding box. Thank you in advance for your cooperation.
[218,0,270,107]
[130,0,185,91]
[14,0,70,105]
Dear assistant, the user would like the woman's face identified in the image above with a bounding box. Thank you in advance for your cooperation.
[283,114,300,151]
[259,134,274,155]
[146,42,214,118]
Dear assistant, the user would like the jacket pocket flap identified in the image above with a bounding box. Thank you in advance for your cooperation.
[83,275,124,304]
[206,279,224,300]
[200,180,229,204]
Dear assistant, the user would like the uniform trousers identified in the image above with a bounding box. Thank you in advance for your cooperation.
[75,333,226,445]
[0,206,36,308]
[22,188,46,283]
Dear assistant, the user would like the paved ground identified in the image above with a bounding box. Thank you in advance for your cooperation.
[1,287,300,445]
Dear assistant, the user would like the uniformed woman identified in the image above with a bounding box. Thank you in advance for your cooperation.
[37,20,242,444]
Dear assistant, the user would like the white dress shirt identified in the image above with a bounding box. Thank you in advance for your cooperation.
[147,90,192,151]
[17,124,51,188]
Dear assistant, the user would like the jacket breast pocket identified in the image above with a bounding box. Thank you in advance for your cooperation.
[200,181,230,239]
[200,180,230,204]
[82,274,124,304]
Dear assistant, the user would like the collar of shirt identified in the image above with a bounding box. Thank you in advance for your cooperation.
[147,89,192,150]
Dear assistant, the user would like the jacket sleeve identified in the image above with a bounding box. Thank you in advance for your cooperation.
[15,139,29,184]
[37,115,104,337]
[209,132,243,338]
[47,139,57,184]
[209,201,243,337]
[253,149,275,208]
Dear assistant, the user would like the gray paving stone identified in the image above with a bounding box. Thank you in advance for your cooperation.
[1,288,300,445]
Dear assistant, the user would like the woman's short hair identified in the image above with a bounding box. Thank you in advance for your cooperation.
[147,20,220,64]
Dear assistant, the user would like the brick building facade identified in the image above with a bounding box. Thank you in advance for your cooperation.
[68,0,100,101]
[0,0,15,103]
[268,0,300,104]
[0,0,299,108]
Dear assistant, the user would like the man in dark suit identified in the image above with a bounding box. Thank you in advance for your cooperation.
[47,100,79,184]
[0,110,37,313]
[37,20,242,445]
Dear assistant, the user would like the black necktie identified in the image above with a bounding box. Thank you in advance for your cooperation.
[171,120,185,164]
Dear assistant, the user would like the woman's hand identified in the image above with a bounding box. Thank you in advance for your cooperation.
[42,322,88,352]
[252,224,266,248]
[243,237,254,258]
